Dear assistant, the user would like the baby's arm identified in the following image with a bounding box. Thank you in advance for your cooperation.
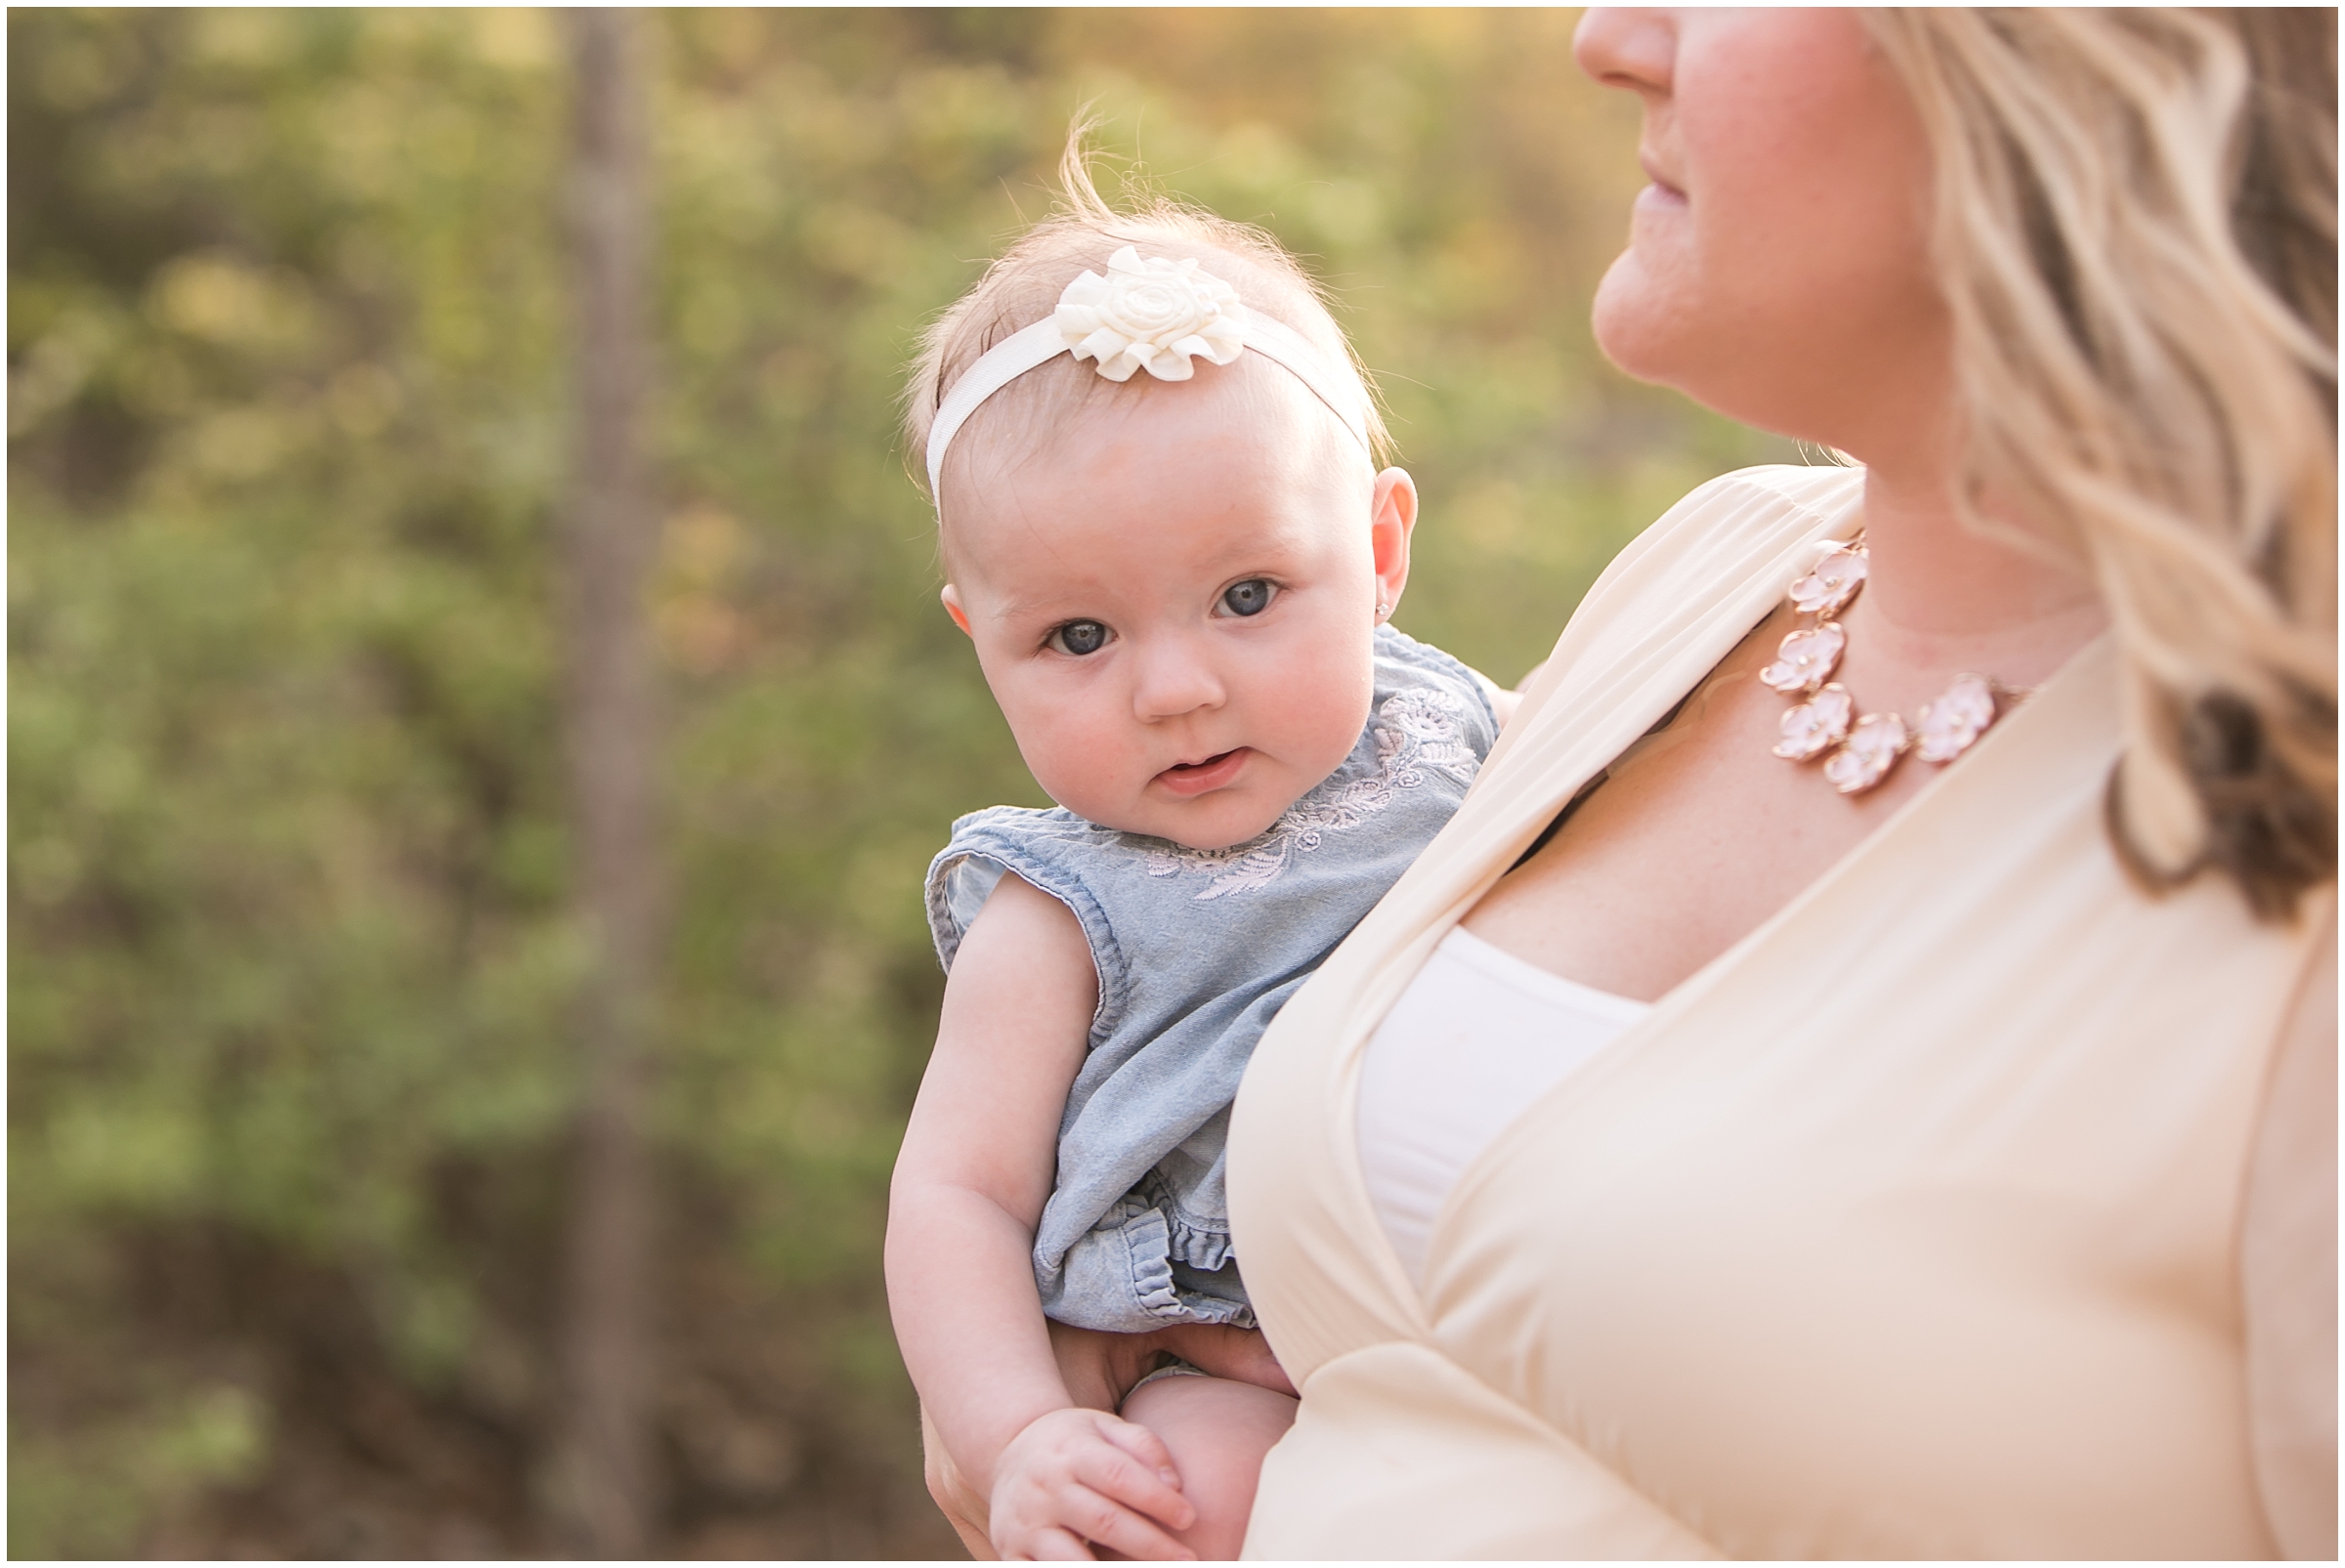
[886,872,1199,1561]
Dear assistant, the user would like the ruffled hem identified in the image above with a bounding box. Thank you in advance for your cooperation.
[1038,1191,1255,1333]
[1144,1168,1237,1274]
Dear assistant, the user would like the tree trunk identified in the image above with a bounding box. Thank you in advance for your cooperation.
[551,8,660,1557]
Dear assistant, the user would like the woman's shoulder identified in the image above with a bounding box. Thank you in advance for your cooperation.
[1544,463,1864,674]
[1604,462,1863,591]
[1684,460,1867,511]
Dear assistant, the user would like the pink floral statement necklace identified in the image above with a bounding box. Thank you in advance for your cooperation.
[1761,537,2019,795]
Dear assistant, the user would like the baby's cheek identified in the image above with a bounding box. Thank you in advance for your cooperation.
[1030,752,1111,818]
[1031,724,1149,820]
[1009,715,1093,809]
[1261,672,1372,787]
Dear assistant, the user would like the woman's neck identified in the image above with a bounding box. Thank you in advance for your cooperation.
[1850,447,2108,664]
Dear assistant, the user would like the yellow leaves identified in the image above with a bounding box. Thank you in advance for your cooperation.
[315,84,404,202]
[897,64,1028,155]
[772,86,887,178]
[44,1097,204,1213]
[656,503,755,678]
[8,1381,272,1560]
[118,345,198,421]
[468,8,556,72]
[1211,121,1306,195]
[663,501,747,585]
[327,363,403,440]
[189,9,296,70]
[1449,479,1531,553]
[9,303,122,436]
[186,405,292,485]
[754,346,828,425]
[15,837,85,910]
[147,1386,272,1492]
[408,101,485,179]
[148,251,317,354]
[27,13,142,112]
[1303,178,1387,252]
[1423,219,1534,327]
[676,280,748,360]
[840,835,932,945]
[660,597,752,681]
[662,99,785,240]
[800,203,915,284]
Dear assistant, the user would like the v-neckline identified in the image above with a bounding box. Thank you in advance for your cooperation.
[1355,626,2116,1320]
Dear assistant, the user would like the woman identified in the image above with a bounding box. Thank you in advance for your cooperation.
[1226,8,2334,1560]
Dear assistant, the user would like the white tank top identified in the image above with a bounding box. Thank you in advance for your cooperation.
[1357,925,1650,1286]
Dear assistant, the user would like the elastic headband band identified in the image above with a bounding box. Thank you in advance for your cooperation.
[925,246,1373,503]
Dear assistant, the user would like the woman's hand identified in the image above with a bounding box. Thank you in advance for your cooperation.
[1047,1318,1298,1404]
[1153,1322,1298,1397]
[1048,1319,1179,1413]
[988,1407,1198,1561]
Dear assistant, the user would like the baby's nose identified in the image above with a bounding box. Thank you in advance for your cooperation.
[1130,637,1227,721]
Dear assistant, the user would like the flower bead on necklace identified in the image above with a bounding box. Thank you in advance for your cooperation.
[1762,537,2020,795]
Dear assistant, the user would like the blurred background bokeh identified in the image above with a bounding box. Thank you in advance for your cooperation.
[9,9,1790,1557]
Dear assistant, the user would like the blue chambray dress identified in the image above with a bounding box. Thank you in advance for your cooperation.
[923,625,1499,1333]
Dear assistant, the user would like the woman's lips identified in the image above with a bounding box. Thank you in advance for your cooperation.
[1154,747,1250,797]
[1634,180,1688,214]
[1635,151,1688,211]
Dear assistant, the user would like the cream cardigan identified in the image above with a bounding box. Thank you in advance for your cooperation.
[1226,466,2335,1558]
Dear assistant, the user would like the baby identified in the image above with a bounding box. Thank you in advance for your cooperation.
[886,168,1516,1561]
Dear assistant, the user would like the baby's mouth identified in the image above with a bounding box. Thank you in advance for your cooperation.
[1154,748,1249,797]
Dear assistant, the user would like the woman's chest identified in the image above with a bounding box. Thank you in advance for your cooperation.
[1419,850,2303,1558]
[1463,636,1928,1002]
[1465,591,2099,1004]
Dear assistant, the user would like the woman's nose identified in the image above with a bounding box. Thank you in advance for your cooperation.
[1574,7,1676,96]
[1129,635,1226,722]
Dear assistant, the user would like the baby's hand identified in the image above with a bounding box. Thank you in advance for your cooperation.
[989,1406,1198,1561]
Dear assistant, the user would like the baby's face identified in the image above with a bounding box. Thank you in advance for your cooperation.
[942,366,1412,851]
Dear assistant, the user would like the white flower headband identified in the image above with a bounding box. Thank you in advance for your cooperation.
[925,245,1374,502]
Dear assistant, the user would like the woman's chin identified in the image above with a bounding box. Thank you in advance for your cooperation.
[1590,259,1693,386]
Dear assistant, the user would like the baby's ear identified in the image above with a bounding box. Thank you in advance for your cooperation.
[940,584,973,637]
[1370,467,1417,605]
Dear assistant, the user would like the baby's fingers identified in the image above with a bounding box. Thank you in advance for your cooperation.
[1078,1420,1193,1532]
[1091,1412,1180,1487]
[1017,1524,1098,1561]
[1049,1480,1194,1562]
[989,1408,1193,1562]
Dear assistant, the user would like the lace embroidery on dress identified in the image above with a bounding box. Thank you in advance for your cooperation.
[1136,689,1481,901]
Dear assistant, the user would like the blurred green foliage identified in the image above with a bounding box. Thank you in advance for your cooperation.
[10,8,1784,1555]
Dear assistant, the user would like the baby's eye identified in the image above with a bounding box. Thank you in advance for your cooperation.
[1219,578,1275,617]
[1046,619,1111,657]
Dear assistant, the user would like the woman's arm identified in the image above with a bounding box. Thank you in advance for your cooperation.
[1462,662,1525,729]
[886,872,1195,1560]
[2242,899,2337,1559]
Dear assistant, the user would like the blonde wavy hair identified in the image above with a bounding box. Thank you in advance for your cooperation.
[903,137,1390,526]
[1864,9,2337,919]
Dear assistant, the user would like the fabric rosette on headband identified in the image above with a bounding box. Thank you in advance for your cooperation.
[1054,247,1246,383]
[924,244,1373,503]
